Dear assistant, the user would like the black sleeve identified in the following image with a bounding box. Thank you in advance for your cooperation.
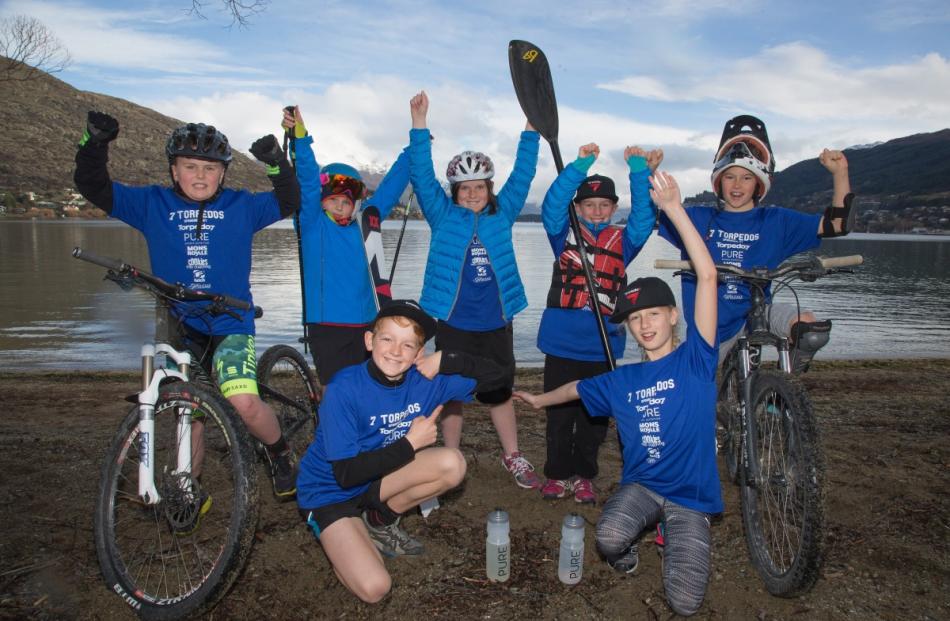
[331,437,415,488]
[439,350,508,393]
[73,143,114,214]
[268,159,300,219]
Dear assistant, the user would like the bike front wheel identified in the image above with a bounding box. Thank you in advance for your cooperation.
[257,344,320,450]
[93,382,259,620]
[739,371,824,597]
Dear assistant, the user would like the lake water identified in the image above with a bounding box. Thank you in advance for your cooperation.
[1,220,948,370]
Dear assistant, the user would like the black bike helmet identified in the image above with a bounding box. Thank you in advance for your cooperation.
[166,123,233,165]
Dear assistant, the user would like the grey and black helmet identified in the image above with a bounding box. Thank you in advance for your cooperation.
[166,123,233,165]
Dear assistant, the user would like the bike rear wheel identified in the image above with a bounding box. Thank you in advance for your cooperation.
[739,371,824,597]
[257,344,320,450]
[717,357,743,484]
[93,382,259,620]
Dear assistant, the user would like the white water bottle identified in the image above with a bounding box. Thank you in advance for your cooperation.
[486,508,510,582]
[558,512,585,585]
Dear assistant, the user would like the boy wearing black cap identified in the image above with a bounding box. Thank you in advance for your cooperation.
[535,142,662,504]
[296,300,506,603]
[516,172,721,616]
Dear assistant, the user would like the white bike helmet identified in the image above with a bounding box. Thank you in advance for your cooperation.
[711,140,772,202]
[446,151,494,183]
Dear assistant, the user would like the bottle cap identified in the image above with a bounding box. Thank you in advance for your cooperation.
[488,508,509,523]
[563,512,584,528]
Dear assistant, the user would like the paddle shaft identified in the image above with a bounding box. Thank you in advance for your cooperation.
[388,191,414,284]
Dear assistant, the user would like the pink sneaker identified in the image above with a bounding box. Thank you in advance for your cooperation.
[502,451,542,489]
[573,478,597,504]
[540,478,573,499]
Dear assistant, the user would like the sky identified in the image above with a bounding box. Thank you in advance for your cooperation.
[4,0,949,204]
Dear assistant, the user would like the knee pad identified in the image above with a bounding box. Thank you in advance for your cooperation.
[790,320,831,372]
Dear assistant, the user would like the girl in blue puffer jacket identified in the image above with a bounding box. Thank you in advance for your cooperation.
[407,90,542,489]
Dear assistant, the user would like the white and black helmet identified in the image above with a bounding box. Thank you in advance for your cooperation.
[446,150,494,184]
[711,140,773,202]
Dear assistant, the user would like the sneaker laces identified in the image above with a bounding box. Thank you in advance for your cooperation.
[505,453,533,476]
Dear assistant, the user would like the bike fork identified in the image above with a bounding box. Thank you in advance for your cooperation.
[737,338,756,487]
[136,343,193,504]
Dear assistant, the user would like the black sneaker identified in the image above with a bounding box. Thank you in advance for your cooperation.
[268,449,298,499]
[607,542,639,574]
[361,513,424,557]
[170,490,212,536]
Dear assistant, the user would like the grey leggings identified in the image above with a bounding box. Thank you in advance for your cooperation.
[596,483,712,617]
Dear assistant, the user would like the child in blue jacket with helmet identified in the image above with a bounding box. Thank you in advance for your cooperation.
[407,90,541,489]
[282,106,411,386]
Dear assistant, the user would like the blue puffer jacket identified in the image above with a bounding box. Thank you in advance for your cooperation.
[408,128,539,321]
[294,135,410,325]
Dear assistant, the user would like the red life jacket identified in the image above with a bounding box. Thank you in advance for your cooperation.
[546,224,626,314]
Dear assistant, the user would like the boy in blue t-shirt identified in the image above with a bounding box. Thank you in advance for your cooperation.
[516,171,721,617]
[297,299,506,604]
[73,111,303,501]
[659,114,854,371]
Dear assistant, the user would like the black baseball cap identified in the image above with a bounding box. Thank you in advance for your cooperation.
[574,174,618,203]
[374,299,437,342]
[609,277,677,323]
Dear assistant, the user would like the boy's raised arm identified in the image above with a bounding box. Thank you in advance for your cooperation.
[73,111,119,213]
[817,149,854,237]
[250,134,300,219]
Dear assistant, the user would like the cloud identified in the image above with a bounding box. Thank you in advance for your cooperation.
[598,42,950,128]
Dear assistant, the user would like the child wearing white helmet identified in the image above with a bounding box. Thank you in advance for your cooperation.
[659,114,854,371]
[407,90,542,489]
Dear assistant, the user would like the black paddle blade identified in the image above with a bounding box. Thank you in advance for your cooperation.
[509,40,558,143]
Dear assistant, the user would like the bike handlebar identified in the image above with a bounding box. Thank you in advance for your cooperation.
[72,246,259,315]
[654,255,863,279]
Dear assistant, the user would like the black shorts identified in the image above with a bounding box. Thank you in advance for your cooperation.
[305,323,371,385]
[299,479,383,537]
[435,321,515,404]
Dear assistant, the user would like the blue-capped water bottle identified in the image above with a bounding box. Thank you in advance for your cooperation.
[486,508,510,582]
[558,512,585,584]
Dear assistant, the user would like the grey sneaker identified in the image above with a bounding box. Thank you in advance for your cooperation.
[361,513,424,557]
[607,542,639,574]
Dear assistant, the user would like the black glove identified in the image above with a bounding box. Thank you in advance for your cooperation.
[80,111,119,147]
[249,135,284,167]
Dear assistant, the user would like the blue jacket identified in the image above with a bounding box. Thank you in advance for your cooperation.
[294,135,410,325]
[408,128,540,321]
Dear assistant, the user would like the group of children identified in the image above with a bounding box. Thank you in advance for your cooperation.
[75,97,853,614]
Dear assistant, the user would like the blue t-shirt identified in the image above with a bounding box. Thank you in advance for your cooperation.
[296,362,476,509]
[111,183,281,335]
[659,206,821,342]
[577,323,723,514]
[446,235,505,331]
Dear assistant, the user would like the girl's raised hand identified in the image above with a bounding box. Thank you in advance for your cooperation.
[648,171,683,213]
[646,148,664,172]
[624,145,646,161]
[578,143,600,160]
[410,91,429,128]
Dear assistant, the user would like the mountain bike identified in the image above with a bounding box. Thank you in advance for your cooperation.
[656,253,863,598]
[74,247,319,620]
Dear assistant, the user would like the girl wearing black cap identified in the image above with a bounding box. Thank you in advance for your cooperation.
[515,172,720,616]
[535,142,662,504]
